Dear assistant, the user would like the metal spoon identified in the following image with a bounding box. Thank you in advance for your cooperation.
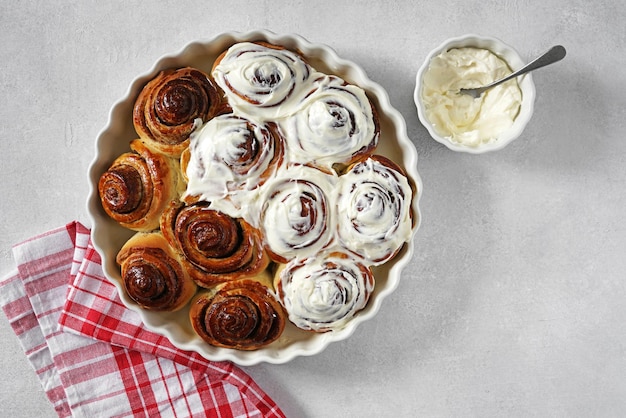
[459,45,566,98]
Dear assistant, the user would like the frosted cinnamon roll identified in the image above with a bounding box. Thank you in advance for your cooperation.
[259,164,337,263]
[133,67,224,157]
[98,138,184,232]
[182,114,284,218]
[116,231,197,312]
[281,74,379,171]
[160,200,269,288]
[336,155,414,265]
[189,270,285,350]
[212,42,312,121]
[274,251,374,332]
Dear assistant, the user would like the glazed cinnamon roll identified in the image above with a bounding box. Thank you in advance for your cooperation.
[336,155,414,265]
[281,74,379,171]
[133,67,224,157]
[98,138,184,232]
[189,270,285,350]
[274,251,374,332]
[259,164,337,263]
[182,113,285,218]
[160,200,269,288]
[212,42,312,121]
[116,231,197,311]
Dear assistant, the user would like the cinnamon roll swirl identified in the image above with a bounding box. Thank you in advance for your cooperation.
[259,164,337,263]
[98,138,184,232]
[212,42,312,121]
[282,74,379,171]
[274,251,374,332]
[133,67,224,157]
[182,114,285,218]
[336,155,414,265]
[116,231,197,311]
[189,271,285,350]
[160,200,269,288]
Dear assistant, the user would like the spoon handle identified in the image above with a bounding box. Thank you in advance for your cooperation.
[483,45,567,90]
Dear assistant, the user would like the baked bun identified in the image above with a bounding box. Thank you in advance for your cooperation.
[258,164,337,263]
[281,74,379,171]
[160,200,269,288]
[189,270,285,350]
[116,231,197,311]
[181,113,285,216]
[133,67,225,157]
[212,42,312,121]
[274,251,374,332]
[98,138,184,232]
[336,155,414,265]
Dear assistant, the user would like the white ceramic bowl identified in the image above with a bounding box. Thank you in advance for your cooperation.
[414,34,536,154]
[87,30,422,365]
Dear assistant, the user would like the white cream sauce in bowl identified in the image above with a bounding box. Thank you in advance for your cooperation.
[415,34,536,153]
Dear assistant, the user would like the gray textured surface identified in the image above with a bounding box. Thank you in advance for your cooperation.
[2,1,626,417]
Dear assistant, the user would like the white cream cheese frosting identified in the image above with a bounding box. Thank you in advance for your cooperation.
[421,47,522,147]
[258,164,337,263]
[212,42,312,121]
[336,156,413,265]
[280,74,378,170]
[275,252,374,332]
[184,114,283,219]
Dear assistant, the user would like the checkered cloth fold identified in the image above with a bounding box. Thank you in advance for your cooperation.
[0,221,285,418]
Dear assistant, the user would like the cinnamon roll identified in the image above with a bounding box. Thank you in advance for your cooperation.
[116,231,197,311]
[259,164,337,263]
[189,270,285,350]
[212,42,312,121]
[133,67,224,157]
[160,200,269,288]
[281,74,379,171]
[182,113,285,218]
[336,155,414,265]
[274,251,374,332]
[98,138,184,232]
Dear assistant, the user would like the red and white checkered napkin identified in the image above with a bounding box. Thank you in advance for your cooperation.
[0,222,285,418]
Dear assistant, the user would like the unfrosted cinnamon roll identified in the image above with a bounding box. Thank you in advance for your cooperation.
[160,200,269,288]
[259,164,337,263]
[281,74,379,171]
[133,67,224,157]
[116,231,197,311]
[98,138,184,232]
[274,251,374,332]
[336,155,414,265]
[212,42,312,121]
[182,113,285,218]
[189,270,285,350]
